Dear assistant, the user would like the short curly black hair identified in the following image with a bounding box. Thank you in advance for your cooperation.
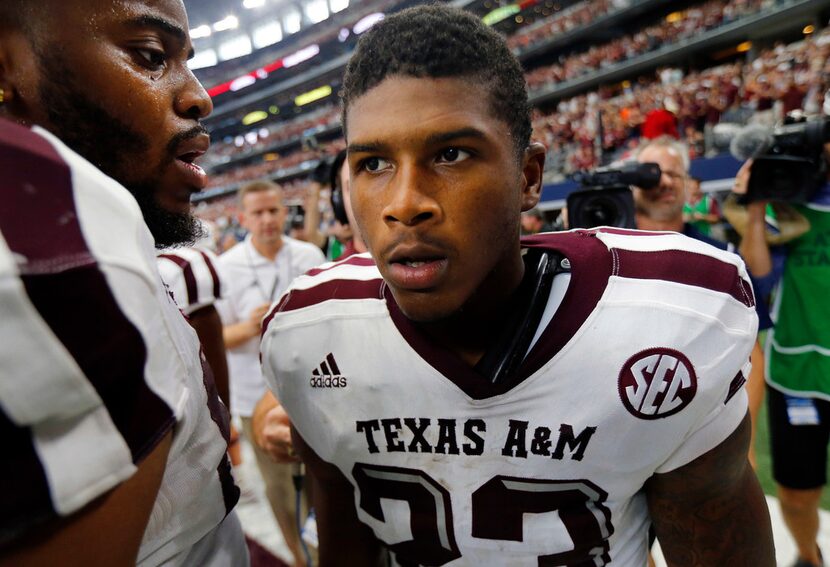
[341,4,531,157]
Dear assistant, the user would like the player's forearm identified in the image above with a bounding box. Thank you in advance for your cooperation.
[657,469,774,566]
[312,476,385,567]
[294,431,385,566]
[222,321,259,349]
[646,414,775,566]
[1,432,172,567]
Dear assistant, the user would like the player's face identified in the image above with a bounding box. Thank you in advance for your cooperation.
[3,0,212,247]
[346,76,543,322]
[634,146,687,223]
[240,189,287,248]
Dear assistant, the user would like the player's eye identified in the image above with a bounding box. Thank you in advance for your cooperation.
[436,147,471,164]
[135,48,167,71]
[361,157,390,173]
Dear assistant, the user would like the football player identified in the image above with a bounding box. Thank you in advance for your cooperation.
[158,242,230,406]
[261,5,775,566]
[0,0,246,564]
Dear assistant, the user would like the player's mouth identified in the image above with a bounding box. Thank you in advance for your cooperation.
[173,135,210,191]
[386,246,449,290]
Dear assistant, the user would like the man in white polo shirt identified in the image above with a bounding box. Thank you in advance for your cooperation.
[217,179,324,567]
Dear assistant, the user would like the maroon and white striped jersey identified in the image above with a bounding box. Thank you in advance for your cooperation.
[157,246,226,316]
[262,229,758,566]
[0,120,244,565]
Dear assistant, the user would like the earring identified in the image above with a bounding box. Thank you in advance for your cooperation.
[0,88,4,104]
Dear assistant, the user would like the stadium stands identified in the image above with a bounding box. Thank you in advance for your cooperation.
[191,0,830,241]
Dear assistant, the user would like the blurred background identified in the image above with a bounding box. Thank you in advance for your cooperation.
[181,2,830,564]
[183,0,830,249]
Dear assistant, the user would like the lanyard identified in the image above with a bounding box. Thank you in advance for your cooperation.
[245,240,292,303]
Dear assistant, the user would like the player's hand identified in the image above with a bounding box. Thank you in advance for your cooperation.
[255,401,300,463]
[248,303,271,329]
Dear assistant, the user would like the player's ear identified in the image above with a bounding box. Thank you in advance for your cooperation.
[0,33,17,111]
[520,142,545,212]
[0,26,38,123]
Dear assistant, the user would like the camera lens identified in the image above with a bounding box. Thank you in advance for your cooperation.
[583,196,620,226]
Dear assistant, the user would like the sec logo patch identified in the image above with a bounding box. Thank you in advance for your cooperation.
[618,348,697,419]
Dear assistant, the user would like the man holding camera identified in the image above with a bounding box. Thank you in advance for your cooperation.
[734,146,830,567]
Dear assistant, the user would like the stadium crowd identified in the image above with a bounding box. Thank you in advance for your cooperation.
[197,19,830,203]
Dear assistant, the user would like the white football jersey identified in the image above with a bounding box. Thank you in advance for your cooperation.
[262,229,757,566]
[157,246,226,316]
[0,121,244,565]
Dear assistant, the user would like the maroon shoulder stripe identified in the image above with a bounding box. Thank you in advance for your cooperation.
[305,255,376,277]
[262,278,384,337]
[278,278,383,313]
[198,249,222,299]
[159,253,198,306]
[613,249,755,307]
[0,121,94,274]
[1,121,175,538]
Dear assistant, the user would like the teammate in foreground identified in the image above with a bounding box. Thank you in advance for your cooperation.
[261,5,775,565]
[0,0,245,564]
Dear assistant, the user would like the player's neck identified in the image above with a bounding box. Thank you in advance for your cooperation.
[252,236,283,261]
[417,253,527,368]
[636,213,684,233]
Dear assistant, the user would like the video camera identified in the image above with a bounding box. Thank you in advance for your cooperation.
[729,116,830,203]
[566,162,661,229]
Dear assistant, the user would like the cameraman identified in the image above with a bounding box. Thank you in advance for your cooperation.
[634,137,772,468]
[734,149,830,567]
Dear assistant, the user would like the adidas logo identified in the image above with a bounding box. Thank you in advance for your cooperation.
[310,353,348,388]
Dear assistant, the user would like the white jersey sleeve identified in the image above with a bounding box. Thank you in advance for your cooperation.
[157,247,227,316]
[0,121,242,565]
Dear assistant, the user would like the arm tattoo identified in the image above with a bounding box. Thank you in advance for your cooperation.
[645,414,775,566]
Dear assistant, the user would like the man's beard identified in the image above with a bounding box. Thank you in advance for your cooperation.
[34,48,204,248]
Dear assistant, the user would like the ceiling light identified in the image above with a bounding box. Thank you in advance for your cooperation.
[214,15,239,32]
[190,25,212,38]
[253,21,283,48]
[283,44,320,68]
[243,0,266,8]
[353,13,384,34]
[188,49,217,69]
[294,85,332,106]
[242,111,268,126]
[218,35,252,61]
